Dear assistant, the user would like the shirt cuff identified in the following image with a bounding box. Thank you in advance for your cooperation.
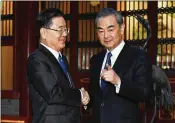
[79,89,83,99]
[114,80,121,93]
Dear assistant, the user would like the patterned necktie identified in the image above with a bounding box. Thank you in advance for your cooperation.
[101,52,112,90]
[58,54,73,88]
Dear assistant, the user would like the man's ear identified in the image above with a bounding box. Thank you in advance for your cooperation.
[40,28,46,39]
[120,24,125,35]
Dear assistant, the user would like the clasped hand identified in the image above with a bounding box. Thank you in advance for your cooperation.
[80,87,90,105]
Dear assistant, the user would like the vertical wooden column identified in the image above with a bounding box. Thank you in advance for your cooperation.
[14,1,38,116]
[70,1,79,87]
[107,1,116,9]
[147,1,158,65]
[27,2,39,55]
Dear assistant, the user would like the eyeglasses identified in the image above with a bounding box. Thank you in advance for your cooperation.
[44,27,70,36]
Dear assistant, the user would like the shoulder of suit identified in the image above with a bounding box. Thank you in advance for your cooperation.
[126,44,147,56]
[90,50,106,61]
[27,48,46,61]
[28,49,38,57]
[121,44,148,63]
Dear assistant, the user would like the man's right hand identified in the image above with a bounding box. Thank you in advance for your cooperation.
[80,87,90,105]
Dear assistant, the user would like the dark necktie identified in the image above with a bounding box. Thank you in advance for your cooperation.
[58,54,73,88]
[101,52,112,90]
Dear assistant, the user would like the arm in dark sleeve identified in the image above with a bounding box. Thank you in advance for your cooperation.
[27,56,81,106]
[86,56,96,109]
[118,52,153,102]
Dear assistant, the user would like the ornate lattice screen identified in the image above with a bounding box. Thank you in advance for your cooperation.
[78,1,107,71]
[157,1,175,70]
[116,1,148,43]
[156,1,175,120]
[1,1,14,90]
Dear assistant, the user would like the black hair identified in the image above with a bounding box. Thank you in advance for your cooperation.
[36,8,64,40]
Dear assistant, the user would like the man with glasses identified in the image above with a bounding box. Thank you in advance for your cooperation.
[88,8,152,123]
[27,8,89,123]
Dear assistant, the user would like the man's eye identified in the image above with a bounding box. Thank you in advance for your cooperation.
[108,29,114,32]
[98,30,104,33]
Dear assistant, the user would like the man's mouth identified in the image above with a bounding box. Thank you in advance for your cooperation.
[104,40,111,43]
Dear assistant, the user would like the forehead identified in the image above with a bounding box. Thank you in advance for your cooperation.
[51,16,66,27]
[97,15,118,29]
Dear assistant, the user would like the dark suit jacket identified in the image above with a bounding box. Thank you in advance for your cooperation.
[27,44,81,123]
[89,44,152,123]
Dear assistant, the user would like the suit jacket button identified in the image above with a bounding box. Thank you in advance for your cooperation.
[101,102,104,107]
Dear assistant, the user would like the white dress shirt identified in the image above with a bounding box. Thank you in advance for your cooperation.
[100,40,125,93]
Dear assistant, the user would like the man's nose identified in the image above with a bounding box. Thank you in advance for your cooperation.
[62,31,67,36]
[104,30,109,38]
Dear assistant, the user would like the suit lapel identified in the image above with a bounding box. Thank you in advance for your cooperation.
[39,44,59,66]
[95,50,107,93]
[97,50,107,79]
[112,44,131,77]
[38,44,70,83]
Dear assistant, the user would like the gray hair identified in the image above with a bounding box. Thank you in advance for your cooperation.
[95,8,123,27]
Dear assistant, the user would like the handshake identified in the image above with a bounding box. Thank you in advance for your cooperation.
[80,87,90,105]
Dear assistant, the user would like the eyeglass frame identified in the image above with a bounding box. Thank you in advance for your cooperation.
[44,27,70,36]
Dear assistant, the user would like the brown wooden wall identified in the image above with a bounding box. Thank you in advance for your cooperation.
[1,1,175,123]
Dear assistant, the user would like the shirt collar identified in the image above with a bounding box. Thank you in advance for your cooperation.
[106,40,125,59]
[40,43,62,60]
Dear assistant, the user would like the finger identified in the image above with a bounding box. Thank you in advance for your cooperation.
[82,98,89,105]
[102,74,112,82]
[82,98,87,103]
[83,95,88,100]
[100,71,103,77]
[84,95,89,101]
[83,101,88,105]
[102,72,109,80]
[81,87,85,92]
[82,99,87,103]
[85,91,89,97]
[101,69,108,78]
[106,64,112,70]
[83,98,90,105]
[100,69,106,77]
[105,77,110,82]
[85,101,89,105]
[84,95,89,102]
